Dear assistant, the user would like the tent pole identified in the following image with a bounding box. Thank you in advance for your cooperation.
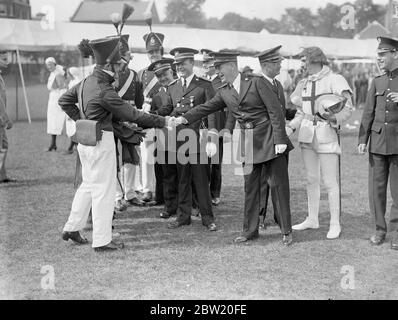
[14,51,19,122]
[16,47,31,124]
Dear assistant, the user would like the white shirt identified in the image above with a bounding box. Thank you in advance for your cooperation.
[262,72,275,86]
[181,73,195,88]
[232,73,241,95]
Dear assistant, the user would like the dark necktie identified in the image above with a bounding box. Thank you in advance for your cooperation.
[273,79,278,92]
[182,78,187,93]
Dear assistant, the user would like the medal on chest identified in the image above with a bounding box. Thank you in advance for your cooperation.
[189,96,195,107]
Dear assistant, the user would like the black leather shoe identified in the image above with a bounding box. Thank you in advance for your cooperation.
[212,198,221,206]
[127,197,145,207]
[142,191,153,202]
[207,223,217,232]
[62,231,88,245]
[0,178,17,184]
[160,212,175,219]
[47,145,57,152]
[282,233,293,246]
[234,236,249,243]
[370,234,386,246]
[94,241,124,252]
[145,200,158,207]
[167,220,191,229]
[391,236,398,251]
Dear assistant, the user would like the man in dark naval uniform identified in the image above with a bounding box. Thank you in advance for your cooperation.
[175,51,294,246]
[256,45,297,229]
[359,36,398,250]
[155,48,218,232]
[138,28,165,204]
[148,58,178,219]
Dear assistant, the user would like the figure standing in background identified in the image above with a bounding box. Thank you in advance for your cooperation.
[45,57,67,152]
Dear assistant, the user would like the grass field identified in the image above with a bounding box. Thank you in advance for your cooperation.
[1,115,398,300]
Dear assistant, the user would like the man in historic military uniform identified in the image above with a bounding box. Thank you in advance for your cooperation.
[201,49,227,206]
[359,36,398,250]
[148,58,179,219]
[175,51,294,246]
[256,46,297,229]
[155,47,218,232]
[0,51,14,184]
[112,34,147,211]
[137,28,165,204]
[59,36,171,252]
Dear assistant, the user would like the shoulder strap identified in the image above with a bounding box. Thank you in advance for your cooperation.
[117,70,135,98]
[77,79,87,120]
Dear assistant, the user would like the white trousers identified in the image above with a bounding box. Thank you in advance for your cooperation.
[140,131,156,193]
[301,148,340,226]
[63,132,116,248]
[116,163,141,201]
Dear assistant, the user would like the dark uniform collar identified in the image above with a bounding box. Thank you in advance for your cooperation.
[388,67,398,79]
[93,66,115,84]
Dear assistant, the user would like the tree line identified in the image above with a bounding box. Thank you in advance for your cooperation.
[164,0,388,38]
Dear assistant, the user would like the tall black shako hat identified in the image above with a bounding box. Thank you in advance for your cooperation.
[143,15,165,52]
[170,47,199,65]
[89,37,122,65]
[377,36,398,53]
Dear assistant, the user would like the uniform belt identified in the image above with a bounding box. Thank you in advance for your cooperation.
[303,113,325,125]
[239,117,268,130]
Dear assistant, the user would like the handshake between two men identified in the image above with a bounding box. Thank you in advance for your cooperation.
[164,115,288,158]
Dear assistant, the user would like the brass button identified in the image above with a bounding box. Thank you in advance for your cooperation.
[385,122,388,125]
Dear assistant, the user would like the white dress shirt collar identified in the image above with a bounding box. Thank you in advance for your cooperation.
[181,73,195,88]
[232,73,241,95]
[262,72,275,85]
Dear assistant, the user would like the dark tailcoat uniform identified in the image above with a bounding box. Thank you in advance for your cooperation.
[156,75,216,226]
[138,68,163,102]
[183,73,294,238]
[113,68,145,166]
[60,67,165,130]
[260,77,297,225]
[358,68,398,235]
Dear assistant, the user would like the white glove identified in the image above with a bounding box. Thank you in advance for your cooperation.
[142,102,151,113]
[285,126,294,137]
[175,117,188,125]
[275,144,287,155]
[358,144,367,155]
[165,116,175,129]
[206,142,218,158]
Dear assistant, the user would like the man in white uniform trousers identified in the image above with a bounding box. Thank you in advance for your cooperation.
[59,36,171,252]
[45,57,67,152]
